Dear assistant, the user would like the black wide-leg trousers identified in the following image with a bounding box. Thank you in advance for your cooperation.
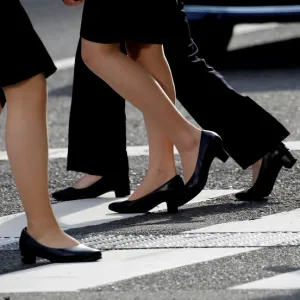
[67,5,289,178]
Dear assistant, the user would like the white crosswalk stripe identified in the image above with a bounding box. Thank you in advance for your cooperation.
[233,23,279,35]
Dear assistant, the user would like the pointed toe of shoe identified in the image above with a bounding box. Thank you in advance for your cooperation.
[108,201,128,213]
[51,192,60,200]
[235,190,249,200]
[108,200,147,214]
[42,245,102,263]
[52,188,80,201]
[68,244,102,262]
[52,188,71,201]
[51,192,61,200]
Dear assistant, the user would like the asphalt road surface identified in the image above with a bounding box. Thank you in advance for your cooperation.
[0,1,300,299]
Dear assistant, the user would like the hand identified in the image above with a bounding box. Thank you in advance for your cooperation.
[63,0,84,6]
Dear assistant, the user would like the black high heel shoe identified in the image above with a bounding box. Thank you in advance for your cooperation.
[108,175,184,214]
[177,130,229,207]
[19,228,102,264]
[52,176,130,201]
[235,143,297,201]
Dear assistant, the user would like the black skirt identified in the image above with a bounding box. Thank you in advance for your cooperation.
[80,0,180,44]
[0,1,56,89]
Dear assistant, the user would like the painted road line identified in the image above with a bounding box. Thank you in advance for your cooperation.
[234,23,279,35]
[54,57,75,71]
[284,141,300,151]
[184,208,300,233]
[230,270,300,290]
[0,247,258,293]
[0,146,151,160]
[0,141,299,161]
[0,189,239,238]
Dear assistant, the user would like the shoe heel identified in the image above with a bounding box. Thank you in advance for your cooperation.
[21,253,36,264]
[216,145,229,163]
[214,137,229,163]
[281,152,297,169]
[114,185,131,198]
[217,149,229,163]
[167,201,178,214]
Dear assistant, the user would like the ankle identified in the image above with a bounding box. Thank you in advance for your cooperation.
[147,167,177,180]
[26,225,79,248]
[251,159,263,184]
[177,129,201,155]
[27,221,61,241]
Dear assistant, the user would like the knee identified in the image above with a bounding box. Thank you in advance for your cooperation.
[81,39,98,69]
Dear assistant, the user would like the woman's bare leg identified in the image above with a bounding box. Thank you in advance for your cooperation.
[81,40,201,182]
[252,159,263,184]
[4,74,78,248]
[126,43,177,200]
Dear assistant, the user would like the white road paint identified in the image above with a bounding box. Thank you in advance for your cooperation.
[54,57,75,71]
[0,141,299,161]
[0,247,257,293]
[230,270,300,290]
[284,141,300,151]
[184,208,300,233]
[185,5,300,15]
[234,23,279,35]
[0,189,239,238]
[0,146,150,160]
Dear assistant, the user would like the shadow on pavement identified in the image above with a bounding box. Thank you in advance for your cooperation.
[264,265,300,273]
[64,197,273,237]
[0,250,50,276]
